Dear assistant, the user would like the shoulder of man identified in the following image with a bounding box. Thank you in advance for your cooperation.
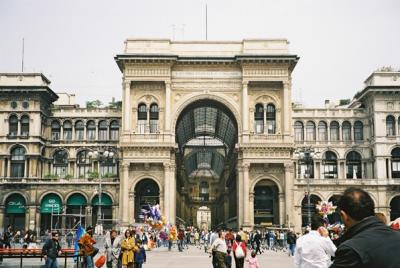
[330,244,362,268]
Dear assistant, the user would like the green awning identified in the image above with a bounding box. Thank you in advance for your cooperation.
[92,194,112,206]
[67,193,87,206]
[41,194,62,213]
[6,194,26,214]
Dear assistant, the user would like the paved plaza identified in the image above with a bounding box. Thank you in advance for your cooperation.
[0,245,294,268]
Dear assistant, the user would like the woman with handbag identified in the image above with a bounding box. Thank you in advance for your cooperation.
[121,229,137,268]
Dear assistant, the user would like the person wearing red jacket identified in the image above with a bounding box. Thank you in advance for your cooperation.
[232,234,247,268]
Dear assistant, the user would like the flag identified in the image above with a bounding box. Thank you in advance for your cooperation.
[74,224,86,259]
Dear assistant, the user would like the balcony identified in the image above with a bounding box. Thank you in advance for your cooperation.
[0,176,119,185]
[294,178,400,186]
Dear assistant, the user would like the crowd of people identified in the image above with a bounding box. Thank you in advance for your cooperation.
[2,187,400,267]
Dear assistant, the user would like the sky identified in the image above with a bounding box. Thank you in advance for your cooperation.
[1,0,399,107]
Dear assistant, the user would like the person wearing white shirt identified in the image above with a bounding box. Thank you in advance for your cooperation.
[294,215,336,268]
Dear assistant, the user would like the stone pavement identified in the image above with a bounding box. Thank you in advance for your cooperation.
[146,246,294,268]
[0,246,294,268]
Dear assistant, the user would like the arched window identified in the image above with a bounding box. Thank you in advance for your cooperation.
[51,120,61,141]
[110,120,119,140]
[318,121,328,141]
[346,151,362,179]
[53,150,68,178]
[330,121,339,141]
[387,115,396,136]
[199,181,209,201]
[20,115,29,136]
[294,121,304,141]
[149,103,159,133]
[63,121,72,140]
[306,121,316,141]
[323,151,338,179]
[86,120,96,140]
[342,121,352,141]
[9,115,18,136]
[98,120,108,140]
[391,148,400,178]
[298,158,314,179]
[100,153,117,177]
[254,104,264,134]
[77,150,92,178]
[138,104,147,134]
[11,146,26,177]
[266,104,276,134]
[75,121,84,140]
[354,121,364,141]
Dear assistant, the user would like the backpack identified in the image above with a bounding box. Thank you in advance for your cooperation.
[234,242,245,258]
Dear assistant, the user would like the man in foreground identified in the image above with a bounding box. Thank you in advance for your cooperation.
[294,215,336,268]
[42,231,61,268]
[331,187,400,267]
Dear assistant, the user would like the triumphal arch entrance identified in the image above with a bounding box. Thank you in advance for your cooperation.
[115,39,298,229]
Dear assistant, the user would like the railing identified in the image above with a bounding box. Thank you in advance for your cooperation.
[0,177,119,184]
[0,248,81,268]
[294,178,400,186]
[191,196,217,202]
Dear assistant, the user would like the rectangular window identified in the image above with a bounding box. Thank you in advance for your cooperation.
[76,130,84,141]
[324,164,337,179]
[54,166,67,178]
[87,130,96,140]
[64,130,72,140]
[150,120,159,133]
[138,120,146,134]
[98,130,108,140]
[255,120,264,134]
[110,129,119,140]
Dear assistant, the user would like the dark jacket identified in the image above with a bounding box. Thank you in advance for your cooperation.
[42,238,61,259]
[331,216,400,268]
[135,246,146,263]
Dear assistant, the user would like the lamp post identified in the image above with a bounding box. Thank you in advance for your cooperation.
[88,149,115,235]
[294,147,319,227]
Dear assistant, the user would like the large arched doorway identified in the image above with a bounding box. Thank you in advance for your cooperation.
[66,193,87,229]
[4,193,26,231]
[134,179,160,222]
[390,196,400,221]
[91,193,113,229]
[175,99,238,228]
[40,193,62,232]
[301,194,322,227]
[253,180,279,226]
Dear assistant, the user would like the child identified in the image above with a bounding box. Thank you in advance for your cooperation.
[135,240,147,268]
[246,250,260,268]
[225,248,232,268]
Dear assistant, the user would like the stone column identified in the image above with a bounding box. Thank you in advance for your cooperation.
[242,82,249,135]
[123,81,132,133]
[169,163,176,225]
[279,193,285,225]
[283,82,291,135]
[159,192,164,216]
[35,208,41,234]
[0,206,4,232]
[236,165,244,227]
[120,163,130,225]
[242,163,250,226]
[388,158,392,179]
[249,192,255,227]
[165,82,171,132]
[284,163,294,228]
[163,162,170,223]
[61,205,66,230]
[128,191,135,224]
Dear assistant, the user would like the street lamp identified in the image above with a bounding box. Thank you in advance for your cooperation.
[88,149,115,235]
[294,147,319,227]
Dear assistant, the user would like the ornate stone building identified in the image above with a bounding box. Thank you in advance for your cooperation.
[1,39,399,234]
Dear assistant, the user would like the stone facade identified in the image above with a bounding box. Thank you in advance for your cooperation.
[0,40,400,234]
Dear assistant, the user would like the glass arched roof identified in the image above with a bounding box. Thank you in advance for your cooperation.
[176,99,238,179]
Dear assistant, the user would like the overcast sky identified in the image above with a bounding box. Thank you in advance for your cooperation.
[1,0,399,107]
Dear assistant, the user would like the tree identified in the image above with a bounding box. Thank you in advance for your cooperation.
[108,98,122,110]
[86,100,102,109]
